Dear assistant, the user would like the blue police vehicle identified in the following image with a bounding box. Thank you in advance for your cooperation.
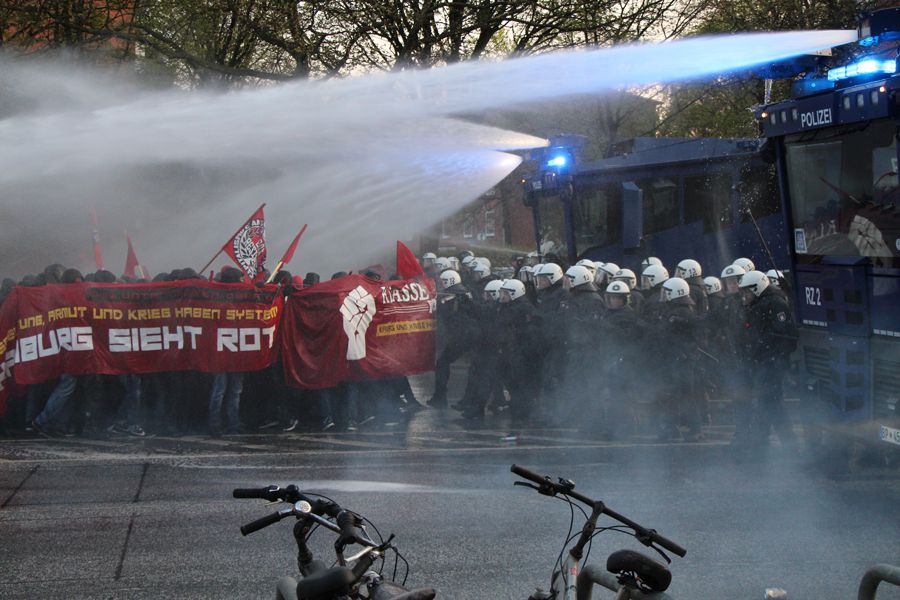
[754,7,900,453]
[523,135,787,272]
[523,7,900,455]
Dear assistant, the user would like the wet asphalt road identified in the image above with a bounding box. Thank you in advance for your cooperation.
[1,377,899,600]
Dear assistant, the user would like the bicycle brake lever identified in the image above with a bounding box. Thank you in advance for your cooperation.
[514,480,556,497]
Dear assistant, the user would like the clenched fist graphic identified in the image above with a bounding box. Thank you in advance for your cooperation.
[340,285,376,360]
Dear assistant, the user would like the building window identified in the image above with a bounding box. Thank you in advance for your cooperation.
[463,214,474,239]
[441,218,450,239]
[484,210,496,238]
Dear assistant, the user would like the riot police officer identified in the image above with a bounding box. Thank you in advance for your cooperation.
[736,270,798,447]
[559,265,606,425]
[674,259,709,315]
[428,270,478,409]
[534,263,568,416]
[653,277,701,441]
[496,279,543,424]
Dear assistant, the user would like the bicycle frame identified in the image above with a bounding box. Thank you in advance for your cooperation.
[548,499,606,600]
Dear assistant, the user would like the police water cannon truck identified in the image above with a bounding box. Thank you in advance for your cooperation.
[755,7,900,457]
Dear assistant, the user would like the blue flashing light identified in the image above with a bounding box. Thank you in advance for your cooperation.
[547,155,568,168]
[828,57,896,82]
[858,35,879,47]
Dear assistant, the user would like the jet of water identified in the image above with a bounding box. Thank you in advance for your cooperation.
[0,29,855,277]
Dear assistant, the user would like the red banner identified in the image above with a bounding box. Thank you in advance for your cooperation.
[0,276,437,415]
[282,275,435,389]
[0,281,283,414]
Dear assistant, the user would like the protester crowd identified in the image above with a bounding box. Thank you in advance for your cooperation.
[423,250,798,446]
[0,249,798,447]
[0,263,422,438]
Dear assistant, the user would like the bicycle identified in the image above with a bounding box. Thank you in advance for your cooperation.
[510,464,687,600]
[233,484,436,600]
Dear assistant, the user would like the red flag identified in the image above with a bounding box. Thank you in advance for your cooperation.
[396,241,425,279]
[280,224,308,266]
[90,206,104,270]
[222,204,267,280]
[123,233,142,279]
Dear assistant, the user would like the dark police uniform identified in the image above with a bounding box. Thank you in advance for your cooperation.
[496,295,544,424]
[429,282,478,408]
[738,286,798,445]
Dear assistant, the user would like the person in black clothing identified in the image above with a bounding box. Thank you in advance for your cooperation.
[736,270,798,447]
[533,263,567,419]
[460,279,505,420]
[674,259,709,315]
[559,265,605,425]
[428,269,478,408]
[611,268,644,317]
[453,258,498,412]
[600,280,643,438]
[496,279,543,424]
[653,277,701,441]
[640,264,669,323]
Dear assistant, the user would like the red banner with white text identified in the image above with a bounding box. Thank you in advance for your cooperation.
[281,275,436,389]
[0,281,283,414]
[0,276,437,415]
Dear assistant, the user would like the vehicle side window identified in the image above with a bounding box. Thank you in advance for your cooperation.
[638,177,679,234]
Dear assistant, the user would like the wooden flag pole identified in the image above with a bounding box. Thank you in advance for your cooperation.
[265,261,284,284]
[266,223,309,284]
[198,202,266,275]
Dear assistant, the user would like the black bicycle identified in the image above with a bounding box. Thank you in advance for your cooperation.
[510,465,687,600]
[233,484,436,600]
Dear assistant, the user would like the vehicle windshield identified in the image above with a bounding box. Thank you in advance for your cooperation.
[785,120,899,261]
[536,195,568,259]
[571,183,621,254]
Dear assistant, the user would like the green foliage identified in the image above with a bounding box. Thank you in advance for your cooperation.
[659,0,881,139]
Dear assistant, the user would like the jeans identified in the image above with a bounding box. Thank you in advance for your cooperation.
[208,372,244,432]
[35,374,77,430]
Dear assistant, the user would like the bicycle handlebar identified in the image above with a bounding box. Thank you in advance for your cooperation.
[240,508,288,535]
[510,464,687,558]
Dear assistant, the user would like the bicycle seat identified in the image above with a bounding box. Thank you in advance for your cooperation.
[296,566,355,600]
[606,549,672,592]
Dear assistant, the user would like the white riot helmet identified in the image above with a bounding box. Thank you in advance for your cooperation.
[605,280,631,296]
[459,250,475,260]
[662,277,690,302]
[565,265,594,288]
[739,270,770,298]
[447,257,460,271]
[605,280,631,309]
[675,259,702,279]
[641,264,669,289]
[461,256,477,270]
[641,256,663,270]
[703,276,723,295]
[766,269,784,287]
[518,265,534,283]
[500,278,526,302]
[599,262,620,279]
[422,252,436,265]
[472,258,492,280]
[720,264,746,295]
[575,259,597,276]
[439,269,461,289]
[434,257,451,272]
[534,262,564,285]
[484,279,505,301]
[733,257,755,272]
[721,264,746,280]
[526,251,541,266]
[612,268,637,290]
